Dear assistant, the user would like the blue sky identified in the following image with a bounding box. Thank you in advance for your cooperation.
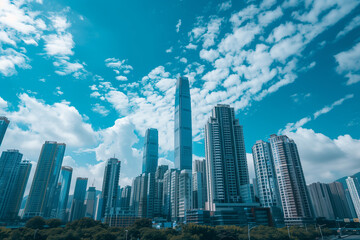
[0,0,360,194]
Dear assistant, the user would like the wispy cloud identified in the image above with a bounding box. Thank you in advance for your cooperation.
[335,42,360,85]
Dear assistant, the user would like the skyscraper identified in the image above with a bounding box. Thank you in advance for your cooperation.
[205,105,250,211]
[0,116,9,146]
[120,185,132,211]
[178,169,192,220]
[4,160,31,220]
[0,149,23,218]
[142,128,158,174]
[24,141,66,218]
[252,140,283,225]
[346,176,360,218]
[269,134,313,225]
[101,158,121,218]
[193,159,207,209]
[57,166,73,222]
[308,182,335,220]
[85,186,97,218]
[174,76,192,171]
[327,181,353,219]
[69,177,88,221]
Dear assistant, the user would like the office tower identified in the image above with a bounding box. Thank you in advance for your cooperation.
[69,177,88,221]
[85,187,97,218]
[170,170,180,221]
[0,117,9,146]
[56,166,72,221]
[327,181,353,219]
[101,158,121,218]
[205,105,250,211]
[174,76,192,171]
[307,182,335,220]
[346,176,360,218]
[269,134,313,225]
[154,165,168,217]
[162,168,176,220]
[0,158,31,220]
[146,173,155,219]
[252,141,282,208]
[179,169,192,221]
[193,159,207,209]
[120,186,132,210]
[0,149,23,218]
[24,141,66,218]
[142,128,158,174]
[130,175,142,217]
[94,194,103,221]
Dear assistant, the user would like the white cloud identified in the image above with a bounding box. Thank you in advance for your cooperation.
[199,49,219,62]
[336,16,360,39]
[313,94,354,119]
[43,33,74,56]
[105,57,133,80]
[180,57,187,64]
[105,90,129,116]
[176,19,181,33]
[335,42,360,85]
[115,75,128,81]
[185,43,197,50]
[219,1,232,12]
[287,128,360,183]
[0,48,30,76]
[166,47,173,53]
[92,103,110,116]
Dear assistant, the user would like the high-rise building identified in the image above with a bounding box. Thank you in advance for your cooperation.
[205,105,250,211]
[142,128,158,174]
[57,166,73,222]
[308,182,335,220]
[252,140,283,225]
[178,169,192,221]
[69,177,88,221]
[269,134,313,225]
[193,159,207,209]
[170,170,180,221]
[0,150,23,218]
[0,117,9,146]
[85,186,97,219]
[101,158,121,218]
[327,181,353,219]
[154,165,168,217]
[162,168,176,221]
[346,176,360,218]
[120,186,132,211]
[0,157,31,220]
[24,141,66,219]
[174,76,192,171]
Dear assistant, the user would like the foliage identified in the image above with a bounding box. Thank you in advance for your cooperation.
[25,216,46,229]
[2,217,336,240]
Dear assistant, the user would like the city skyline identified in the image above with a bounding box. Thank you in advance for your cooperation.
[0,0,359,200]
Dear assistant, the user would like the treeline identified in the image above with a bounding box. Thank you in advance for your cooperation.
[0,217,333,240]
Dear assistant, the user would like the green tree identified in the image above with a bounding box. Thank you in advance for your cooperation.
[25,216,46,229]
[46,218,62,228]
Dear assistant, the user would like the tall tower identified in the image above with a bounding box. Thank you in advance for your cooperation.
[142,128,158,174]
[192,159,207,209]
[205,105,249,211]
[24,141,66,218]
[69,177,88,221]
[101,158,121,218]
[85,186,97,218]
[269,134,313,225]
[327,181,353,218]
[4,160,31,220]
[0,116,9,146]
[57,166,73,222]
[346,176,360,218]
[0,150,23,217]
[307,182,335,220]
[174,76,192,171]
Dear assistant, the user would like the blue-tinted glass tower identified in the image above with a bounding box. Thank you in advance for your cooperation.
[0,117,9,146]
[57,166,73,222]
[69,177,88,221]
[24,141,66,219]
[0,149,23,219]
[142,128,158,174]
[174,76,192,171]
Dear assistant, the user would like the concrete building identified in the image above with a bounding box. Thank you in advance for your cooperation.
[85,186,97,219]
[308,182,335,220]
[346,176,360,218]
[205,105,250,211]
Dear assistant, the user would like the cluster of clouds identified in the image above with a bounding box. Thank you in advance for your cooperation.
[1,0,360,193]
[0,0,86,78]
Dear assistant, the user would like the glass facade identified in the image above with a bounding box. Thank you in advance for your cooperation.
[142,128,158,174]
[0,117,9,146]
[24,141,66,218]
[174,76,192,170]
[57,166,73,222]
[69,177,88,221]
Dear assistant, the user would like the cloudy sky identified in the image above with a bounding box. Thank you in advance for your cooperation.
[1,0,360,195]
